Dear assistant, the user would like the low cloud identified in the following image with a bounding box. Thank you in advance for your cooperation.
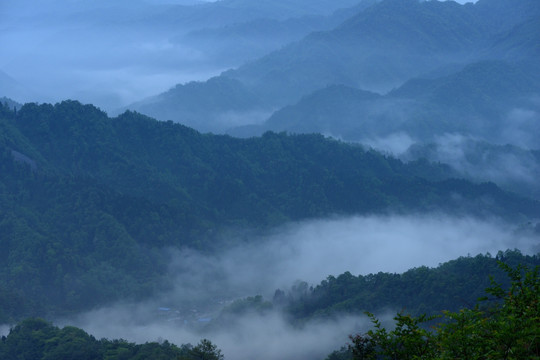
[192,214,538,293]
[501,108,540,149]
[402,133,540,198]
[360,132,416,155]
[55,214,538,359]
[0,2,233,111]
[69,307,370,360]
[0,324,9,337]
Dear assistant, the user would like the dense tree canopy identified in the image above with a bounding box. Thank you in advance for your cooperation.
[1,100,539,321]
[282,250,540,322]
[340,261,540,359]
[0,318,223,360]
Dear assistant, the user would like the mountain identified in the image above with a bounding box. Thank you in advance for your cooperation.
[0,70,39,104]
[473,0,540,34]
[3,0,373,112]
[0,318,206,360]
[484,17,540,60]
[177,2,376,66]
[143,0,367,32]
[283,250,540,321]
[402,139,540,200]
[133,0,540,133]
[238,60,540,199]
[187,0,366,20]
[242,60,540,144]
[224,0,540,105]
[223,0,486,106]
[126,76,267,132]
[126,0,380,124]
[1,100,539,321]
[229,84,386,139]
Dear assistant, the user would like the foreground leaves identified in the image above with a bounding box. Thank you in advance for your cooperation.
[346,262,540,359]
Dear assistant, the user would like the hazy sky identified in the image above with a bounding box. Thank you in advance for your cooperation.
[1,1,232,110]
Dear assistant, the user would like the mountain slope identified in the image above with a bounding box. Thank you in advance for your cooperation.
[127,76,267,132]
[177,1,378,66]
[2,100,540,320]
[224,0,486,106]
[403,139,540,200]
[132,0,540,134]
[284,250,540,321]
[248,60,540,144]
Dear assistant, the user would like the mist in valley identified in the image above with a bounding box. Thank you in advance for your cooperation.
[53,214,538,359]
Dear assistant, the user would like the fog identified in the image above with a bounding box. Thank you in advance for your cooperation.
[385,131,540,200]
[165,214,538,297]
[1,0,480,113]
[55,213,537,359]
[360,132,417,155]
[0,1,226,111]
[0,0,365,112]
[68,307,372,360]
[0,324,8,337]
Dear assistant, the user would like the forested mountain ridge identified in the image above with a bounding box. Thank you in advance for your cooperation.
[0,318,223,360]
[253,60,540,143]
[224,0,485,105]
[236,59,540,200]
[1,100,539,321]
[1,253,538,360]
[282,250,540,322]
[5,101,540,223]
[3,0,540,357]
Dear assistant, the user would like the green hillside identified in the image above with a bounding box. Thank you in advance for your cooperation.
[283,250,540,322]
[1,101,539,321]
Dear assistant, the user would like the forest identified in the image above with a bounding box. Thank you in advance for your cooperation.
[1,0,539,358]
[1,101,539,322]
[1,255,538,359]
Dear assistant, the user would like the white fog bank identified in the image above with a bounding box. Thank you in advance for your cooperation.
[55,214,538,360]
[167,214,539,298]
[70,309,370,360]
[0,324,9,337]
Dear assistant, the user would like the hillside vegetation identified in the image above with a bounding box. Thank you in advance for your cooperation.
[1,101,539,321]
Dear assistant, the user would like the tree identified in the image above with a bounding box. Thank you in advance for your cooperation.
[187,339,224,360]
[347,262,540,359]
[436,262,540,359]
[349,312,438,360]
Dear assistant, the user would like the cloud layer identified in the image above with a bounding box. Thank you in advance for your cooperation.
[53,214,538,359]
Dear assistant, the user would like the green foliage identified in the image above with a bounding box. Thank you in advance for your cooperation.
[1,100,539,320]
[436,262,540,359]
[221,295,273,316]
[184,339,224,360]
[345,262,540,359]
[285,251,540,321]
[0,319,222,360]
[358,312,439,360]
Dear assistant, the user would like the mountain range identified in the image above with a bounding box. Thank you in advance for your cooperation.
[1,1,540,356]
[1,101,539,321]
[129,0,540,135]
